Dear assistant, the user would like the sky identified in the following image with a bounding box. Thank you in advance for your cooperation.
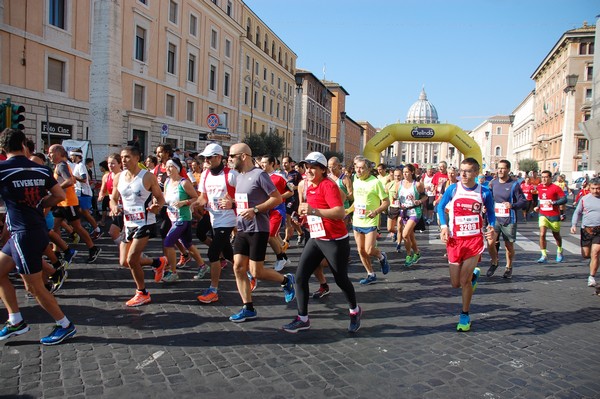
[244,0,597,130]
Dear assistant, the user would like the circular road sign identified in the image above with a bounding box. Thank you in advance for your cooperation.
[206,114,220,129]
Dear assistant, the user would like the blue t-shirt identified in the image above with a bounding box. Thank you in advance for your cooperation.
[0,155,58,232]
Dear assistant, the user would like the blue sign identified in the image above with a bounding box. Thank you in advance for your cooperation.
[552,162,557,167]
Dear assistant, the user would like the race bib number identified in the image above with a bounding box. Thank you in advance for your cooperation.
[406,207,417,217]
[235,193,249,210]
[355,203,367,219]
[392,198,401,208]
[307,215,326,238]
[494,202,510,217]
[454,215,481,237]
[167,205,179,221]
[540,199,553,212]
[211,196,223,210]
[124,205,145,222]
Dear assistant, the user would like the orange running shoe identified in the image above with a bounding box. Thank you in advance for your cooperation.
[247,271,257,292]
[125,291,151,307]
[154,257,167,282]
[197,287,219,303]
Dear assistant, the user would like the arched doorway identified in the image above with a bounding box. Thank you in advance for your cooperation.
[363,123,482,166]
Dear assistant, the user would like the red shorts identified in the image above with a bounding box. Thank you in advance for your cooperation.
[269,209,283,237]
[447,235,484,264]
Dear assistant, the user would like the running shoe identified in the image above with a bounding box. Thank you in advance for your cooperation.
[472,267,480,292]
[296,234,303,246]
[556,252,564,263]
[396,243,402,253]
[502,267,513,279]
[536,256,548,264]
[359,275,377,285]
[312,285,330,299]
[0,320,30,341]
[348,306,362,333]
[392,232,398,243]
[247,271,257,292]
[379,252,390,275]
[91,230,103,240]
[560,214,566,221]
[70,233,80,245]
[197,287,219,303]
[63,249,77,267]
[282,241,289,253]
[274,259,287,272]
[282,317,310,333]
[405,255,413,267]
[49,265,68,294]
[412,253,421,265]
[229,307,257,323]
[162,271,179,283]
[282,273,296,303]
[86,247,102,263]
[486,263,499,277]
[154,256,167,282]
[193,264,209,280]
[176,253,191,268]
[40,323,77,345]
[125,291,151,307]
[588,276,596,287]
[456,313,471,332]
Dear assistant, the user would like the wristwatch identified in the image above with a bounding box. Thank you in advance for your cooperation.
[253,206,259,214]
[311,208,317,215]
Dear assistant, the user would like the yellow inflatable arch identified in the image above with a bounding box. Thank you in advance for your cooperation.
[362,123,482,167]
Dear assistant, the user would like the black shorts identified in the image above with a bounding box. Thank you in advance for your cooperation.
[285,200,299,215]
[387,206,400,219]
[427,196,435,211]
[102,196,110,212]
[581,227,600,247]
[233,231,269,262]
[196,213,212,242]
[124,224,155,243]
[2,229,49,275]
[111,215,124,230]
[52,205,81,222]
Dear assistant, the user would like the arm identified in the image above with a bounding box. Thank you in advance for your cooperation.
[175,179,198,208]
[570,198,584,233]
[40,183,66,209]
[511,184,528,210]
[145,173,165,214]
[483,188,496,227]
[57,163,75,189]
[109,173,121,216]
[553,192,568,206]
[436,185,454,227]
[98,173,109,201]
[343,175,353,202]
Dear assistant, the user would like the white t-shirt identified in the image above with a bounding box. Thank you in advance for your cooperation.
[72,162,93,196]
[199,168,238,228]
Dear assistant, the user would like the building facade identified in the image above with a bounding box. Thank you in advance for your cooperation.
[469,115,511,172]
[507,90,535,173]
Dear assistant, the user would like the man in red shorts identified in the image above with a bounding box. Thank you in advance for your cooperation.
[437,158,495,332]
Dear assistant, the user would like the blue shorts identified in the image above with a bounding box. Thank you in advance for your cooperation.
[2,229,50,275]
[78,195,93,211]
[45,212,54,231]
[353,226,378,234]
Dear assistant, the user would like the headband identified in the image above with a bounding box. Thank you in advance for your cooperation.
[166,159,181,172]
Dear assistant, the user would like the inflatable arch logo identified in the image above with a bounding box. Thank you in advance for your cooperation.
[362,123,482,166]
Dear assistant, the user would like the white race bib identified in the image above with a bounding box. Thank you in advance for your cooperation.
[235,193,249,210]
[540,199,553,212]
[167,205,179,221]
[454,215,481,237]
[355,203,367,219]
[494,202,510,217]
[307,215,326,238]
[124,205,145,222]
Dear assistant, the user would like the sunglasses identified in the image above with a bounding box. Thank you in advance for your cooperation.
[228,153,246,159]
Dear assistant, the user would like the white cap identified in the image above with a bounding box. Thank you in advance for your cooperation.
[69,150,83,157]
[304,152,327,168]
[200,143,224,157]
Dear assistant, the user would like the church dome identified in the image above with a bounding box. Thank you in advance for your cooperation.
[406,88,439,124]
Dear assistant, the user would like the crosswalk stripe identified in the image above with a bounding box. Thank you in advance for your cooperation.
[528,230,582,255]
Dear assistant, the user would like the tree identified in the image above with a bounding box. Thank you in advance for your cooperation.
[518,158,539,173]
[243,131,285,158]
[323,150,344,164]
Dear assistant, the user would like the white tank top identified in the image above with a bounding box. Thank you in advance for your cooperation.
[118,169,156,227]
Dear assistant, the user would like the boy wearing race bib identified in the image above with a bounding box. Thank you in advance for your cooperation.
[438,158,495,332]
[534,170,567,263]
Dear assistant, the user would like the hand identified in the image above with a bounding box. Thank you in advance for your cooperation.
[570,226,577,234]
[484,226,495,241]
[219,197,233,209]
[534,206,539,212]
[238,208,255,221]
[298,203,309,216]
[147,200,162,215]
[367,210,378,218]
[503,201,511,209]
[440,227,449,243]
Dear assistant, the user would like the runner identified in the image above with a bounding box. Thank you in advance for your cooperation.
[534,170,567,263]
[529,170,541,218]
[98,153,124,245]
[226,143,295,323]
[352,156,390,285]
[69,150,102,239]
[110,146,166,306]
[422,166,436,224]
[282,152,361,333]
[485,160,527,279]
[0,129,76,345]
[195,143,237,304]
[570,177,600,287]
[520,176,533,222]
[281,156,304,246]
[398,164,425,267]
[437,157,495,332]
[385,168,402,251]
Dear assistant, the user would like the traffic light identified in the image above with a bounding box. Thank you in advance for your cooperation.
[0,103,6,131]
[9,103,25,130]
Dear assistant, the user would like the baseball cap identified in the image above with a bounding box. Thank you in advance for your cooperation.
[200,143,224,157]
[304,152,327,168]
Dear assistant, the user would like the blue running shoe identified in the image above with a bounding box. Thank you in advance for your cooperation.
[282,273,296,303]
[472,267,480,292]
[396,243,402,253]
[556,252,563,262]
[456,314,471,332]
[379,252,390,275]
[348,306,362,333]
[282,317,310,333]
[359,274,377,285]
[40,323,76,345]
[0,320,30,341]
[229,307,257,323]
[63,249,78,267]
[536,256,548,264]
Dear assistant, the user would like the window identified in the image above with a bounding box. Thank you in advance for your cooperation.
[494,146,501,156]
[496,126,502,135]
[134,84,145,110]
[188,54,196,82]
[277,77,281,89]
[255,61,259,75]
[271,73,274,85]
[222,112,228,128]
[211,0,218,4]
[211,29,218,49]
[262,95,266,112]
[225,39,231,58]
[166,94,175,117]
[244,86,249,105]
[580,43,588,55]
[276,103,280,118]
[578,138,588,152]
[586,89,592,101]
[167,43,176,74]
[253,92,257,109]
[138,0,147,4]
[269,99,273,115]
[226,1,232,16]
[209,65,216,91]
[224,72,230,97]
[263,68,267,81]
[587,65,593,81]
[47,58,65,92]
[49,0,65,29]
[246,55,250,70]
[189,14,197,36]
[208,107,215,115]
[186,101,194,122]
[168,1,178,24]
[135,26,146,61]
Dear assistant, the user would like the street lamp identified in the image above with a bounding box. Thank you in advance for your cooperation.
[292,74,304,161]
[509,114,515,125]
[339,111,346,161]
[564,74,579,93]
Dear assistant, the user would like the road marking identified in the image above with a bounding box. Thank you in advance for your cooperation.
[135,350,165,369]
[529,230,582,255]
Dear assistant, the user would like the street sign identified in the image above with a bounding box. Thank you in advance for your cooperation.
[552,162,557,167]
[161,124,169,137]
[206,114,219,129]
